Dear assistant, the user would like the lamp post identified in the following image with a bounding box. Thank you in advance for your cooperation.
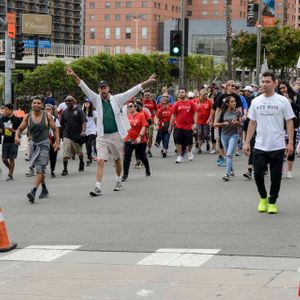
[179,0,185,86]
[132,15,141,53]
[255,0,263,86]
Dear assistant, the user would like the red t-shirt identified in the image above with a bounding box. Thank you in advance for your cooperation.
[172,100,197,130]
[142,98,157,120]
[196,99,212,125]
[125,112,148,143]
[142,108,152,123]
[156,106,173,129]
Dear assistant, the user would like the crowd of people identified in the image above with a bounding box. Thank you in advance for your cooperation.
[1,71,300,213]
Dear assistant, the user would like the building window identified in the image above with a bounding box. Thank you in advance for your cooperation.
[125,46,131,54]
[115,27,121,39]
[115,2,121,8]
[187,11,192,16]
[277,13,283,19]
[202,11,208,15]
[142,1,147,7]
[212,11,219,15]
[126,14,132,20]
[115,46,121,54]
[105,27,110,39]
[202,0,208,4]
[154,14,156,21]
[105,2,111,8]
[158,2,161,9]
[187,0,192,4]
[141,27,147,39]
[141,14,147,20]
[172,5,174,11]
[89,14,95,20]
[165,4,168,10]
[154,2,157,8]
[213,0,219,4]
[176,6,178,11]
[157,15,160,21]
[240,11,242,17]
[126,1,132,8]
[90,28,95,39]
[141,46,147,54]
[115,14,121,21]
[105,14,110,21]
[89,2,95,9]
[277,2,283,7]
[125,27,131,39]
[240,0,242,5]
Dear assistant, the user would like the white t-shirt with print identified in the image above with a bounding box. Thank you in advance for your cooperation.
[248,93,295,151]
[85,110,97,136]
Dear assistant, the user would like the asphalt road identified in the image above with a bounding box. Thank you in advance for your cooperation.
[1,139,300,258]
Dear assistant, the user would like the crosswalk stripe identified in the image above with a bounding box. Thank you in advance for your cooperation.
[0,245,82,262]
[137,248,220,267]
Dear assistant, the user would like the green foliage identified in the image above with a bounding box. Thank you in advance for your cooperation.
[232,25,300,72]
[15,53,221,100]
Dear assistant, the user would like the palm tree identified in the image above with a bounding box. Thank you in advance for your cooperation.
[225,0,233,79]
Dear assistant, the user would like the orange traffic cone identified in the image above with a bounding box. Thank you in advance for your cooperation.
[0,208,17,252]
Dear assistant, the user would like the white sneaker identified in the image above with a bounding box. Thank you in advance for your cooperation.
[286,171,293,179]
[210,149,216,154]
[176,156,184,163]
[188,151,194,161]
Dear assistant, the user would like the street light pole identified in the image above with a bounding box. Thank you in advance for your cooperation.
[179,0,185,87]
[132,15,141,53]
[255,0,263,86]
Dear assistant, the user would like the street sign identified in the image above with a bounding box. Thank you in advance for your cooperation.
[21,14,52,35]
[168,58,178,64]
[9,60,15,69]
[24,40,51,49]
[6,12,16,39]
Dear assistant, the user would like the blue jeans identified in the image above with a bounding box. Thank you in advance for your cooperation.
[221,133,239,175]
[161,130,171,150]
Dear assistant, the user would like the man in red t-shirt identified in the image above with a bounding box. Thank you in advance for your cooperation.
[169,87,198,163]
[142,90,157,157]
[196,89,212,154]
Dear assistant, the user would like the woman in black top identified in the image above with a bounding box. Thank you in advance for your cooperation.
[278,80,300,179]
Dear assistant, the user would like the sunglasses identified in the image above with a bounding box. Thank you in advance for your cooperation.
[230,84,236,87]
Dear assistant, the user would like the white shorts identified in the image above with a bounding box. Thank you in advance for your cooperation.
[96,133,123,161]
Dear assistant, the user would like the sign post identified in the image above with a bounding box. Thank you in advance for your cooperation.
[21,14,52,68]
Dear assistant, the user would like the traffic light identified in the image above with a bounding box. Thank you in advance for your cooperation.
[15,40,25,61]
[169,30,182,57]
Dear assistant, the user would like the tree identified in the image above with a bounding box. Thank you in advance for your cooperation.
[225,0,233,79]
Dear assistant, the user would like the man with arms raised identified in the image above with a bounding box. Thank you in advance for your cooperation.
[66,66,156,196]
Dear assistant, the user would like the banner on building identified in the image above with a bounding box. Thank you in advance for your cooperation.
[262,0,275,27]
[247,0,259,27]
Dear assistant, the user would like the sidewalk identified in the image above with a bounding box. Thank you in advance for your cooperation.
[0,249,298,299]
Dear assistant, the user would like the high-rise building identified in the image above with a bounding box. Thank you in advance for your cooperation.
[0,0,83,44]
[85,0,297,53]
[85,0,180,53]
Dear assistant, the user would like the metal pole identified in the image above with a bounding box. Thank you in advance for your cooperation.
[34,35,39,67]
[4,0,12,105]
[255,0,263,86]
[179,0,185,87]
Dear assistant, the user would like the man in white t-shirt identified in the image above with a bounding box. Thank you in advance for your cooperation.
[244,72,295,214]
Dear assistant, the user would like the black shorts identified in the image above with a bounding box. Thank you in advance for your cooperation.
[2,143,18,160]
[173,128,193,146]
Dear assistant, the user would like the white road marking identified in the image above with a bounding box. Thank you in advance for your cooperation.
[137,248,220,267]
[0,245,82,262]
[137,289,154,297]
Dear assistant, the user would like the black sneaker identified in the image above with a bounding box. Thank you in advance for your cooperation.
[162,150,167,158]
[197,149,202,154]
[121,175,128,182]
[146,170,152,177]
[51,172,56,178]
[86,161,91,167]
[154,142,160,147]
[90,186,102,197]
[79,162,84,172]
[39,187,49,199]
[243,171,252,180]
[27,190,36,203]
[6,174,13,181]
[206,143,210,152]
[147,151,153,157]
[222,174,230,181]
[61,169,68,176]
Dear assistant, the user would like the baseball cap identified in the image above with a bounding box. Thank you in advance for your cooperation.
[99,80,108,88]
[243,86,253,92]
[83,98,91,102]
[188,92,195,98]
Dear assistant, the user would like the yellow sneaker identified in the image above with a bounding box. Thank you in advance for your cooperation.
[258,198,268,213]
[267,203,278,214]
